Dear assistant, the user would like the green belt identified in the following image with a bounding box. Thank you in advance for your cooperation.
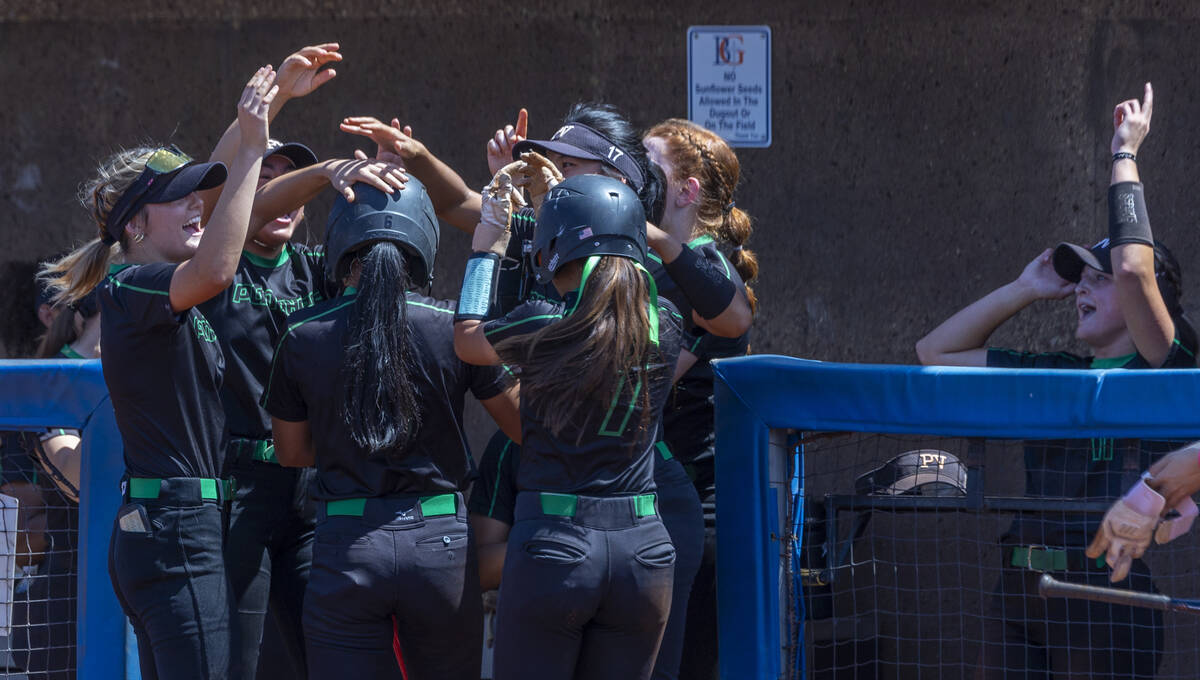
[539,492,658,518]
[232,438,278,465]
[1009,546,1105,571]
[655,441,673,461]
[127,477,235,501]
[325,493,458,518]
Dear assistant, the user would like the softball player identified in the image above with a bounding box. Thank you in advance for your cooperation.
[37,66,276,679]
[261,179,519,680]
[455,172,683,680]
[197,135,327,680]
[636,118,757,679]
[916,83,1193,679]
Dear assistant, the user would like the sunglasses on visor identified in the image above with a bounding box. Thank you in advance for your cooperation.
[103,146,194,243]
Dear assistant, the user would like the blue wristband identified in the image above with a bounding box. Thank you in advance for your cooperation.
[455,253,500,321]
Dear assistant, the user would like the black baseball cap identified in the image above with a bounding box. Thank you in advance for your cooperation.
[1053,237,1185,317]
[855,449,968,497]
[264,139,318,169]
[513,123,645,192]
[1052,239,1113,282]
[104,146,226,244]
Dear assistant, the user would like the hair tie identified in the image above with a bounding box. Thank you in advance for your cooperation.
[723,201,736,214]
[99,232,116,246]
[731,245,744,252]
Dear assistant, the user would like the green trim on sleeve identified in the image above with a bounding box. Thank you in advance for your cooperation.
[484,314,563,337]
[406,300,454,314]
[107,265,169,296]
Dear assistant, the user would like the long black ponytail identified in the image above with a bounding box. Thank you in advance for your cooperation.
[340,241,421,456]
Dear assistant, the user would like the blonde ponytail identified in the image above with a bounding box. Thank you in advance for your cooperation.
[40,146,159,305]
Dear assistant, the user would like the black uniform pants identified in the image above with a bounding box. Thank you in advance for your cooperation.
[304,493,481,680]
[652,457,704,680]
[227,460,315,680]
[679,459,719,680]
[494,492,675,680]
[108,480,234,680]
[977,557,1163,679]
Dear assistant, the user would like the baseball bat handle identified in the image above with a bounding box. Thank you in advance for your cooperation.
[1038,573,1171,611]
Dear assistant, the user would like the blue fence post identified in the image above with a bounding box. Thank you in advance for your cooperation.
[0,359,129,680]
[78,393,130,680]
[713,364,778,680]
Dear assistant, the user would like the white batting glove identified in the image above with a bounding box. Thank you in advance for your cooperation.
[1086,478,1164,582]
[517,151,564,213]
[472,162,526,256]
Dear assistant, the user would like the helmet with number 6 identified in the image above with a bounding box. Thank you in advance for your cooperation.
[324,178,439,287]
[531,175,647,285]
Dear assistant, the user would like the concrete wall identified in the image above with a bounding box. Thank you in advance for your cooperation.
[6,2,1200,361]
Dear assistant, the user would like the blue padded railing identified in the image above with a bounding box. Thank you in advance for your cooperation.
[711,355,1200,679]
[0,359,127,680]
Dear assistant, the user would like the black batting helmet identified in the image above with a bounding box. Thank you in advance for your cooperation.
[324,179,439,287]
[531,174,647,285]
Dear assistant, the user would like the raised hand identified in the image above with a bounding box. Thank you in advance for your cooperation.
[274,43,341,104]
[515,151,563,212]
[237,66,278,154]
[340,116,428,166]
[1016,248,1075,300]
[473,162,526,255]
[487,109,529,176]
[1112,82,1153,156]
[324,156,408,203]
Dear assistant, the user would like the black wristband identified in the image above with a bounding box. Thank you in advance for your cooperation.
[1112,152,1137,163]
[1108,181,1153,247]
[662,244,737,320]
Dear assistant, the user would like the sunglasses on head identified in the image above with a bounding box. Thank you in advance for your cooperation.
[104,146,194,243]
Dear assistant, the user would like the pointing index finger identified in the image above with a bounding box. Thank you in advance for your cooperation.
[1143,82,1153,118]
[515,108,528,140]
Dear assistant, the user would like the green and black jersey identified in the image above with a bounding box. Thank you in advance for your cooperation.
[197,244,333,441]
[987,332,1196,546]
[482,295,682,496]
[467,430,521,525]
[100,263,228,478]
[646,235,749,497]
[261,291,508,499]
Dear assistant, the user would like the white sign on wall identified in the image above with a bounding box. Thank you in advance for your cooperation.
[687,25,772,148]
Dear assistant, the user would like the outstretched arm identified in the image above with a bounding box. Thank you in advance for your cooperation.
[1108,82,1176,367]
[340,117,482,232]
[249,154,407,239]
[915,249,1074,366]
[201,43,342,221]
[168,66,275,312]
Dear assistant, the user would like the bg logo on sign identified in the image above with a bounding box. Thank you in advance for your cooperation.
[714,35,744,66]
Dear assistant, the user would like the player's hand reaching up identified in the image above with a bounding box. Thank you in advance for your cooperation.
[275,43,341,105]
[1112,82,1153,156]
[340,117,429,167]
[473,162,525,256]
[1015,249,1075,301]
[487,109,528,176]
[237,66,278,155]
[515,151,563,213]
